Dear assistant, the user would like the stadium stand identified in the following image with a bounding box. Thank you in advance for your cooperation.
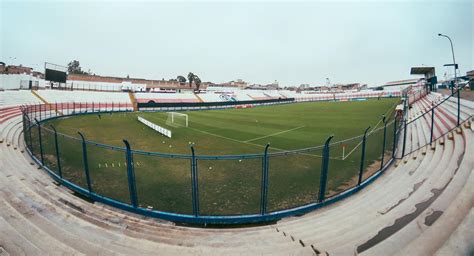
[35,89,131,104]
[0,89,472,255]
[0,91,41,128]
[135,92,200,103]
[264,90,287,99]
[197,93,229,102]
[232,91,254,101]
[0,90,41,107]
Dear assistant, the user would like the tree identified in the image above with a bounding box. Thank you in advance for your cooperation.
[187,72,195,88]
[194,76,202,92]
[67,60,91,75]
[177,75,186,84]
[67,60,82,74]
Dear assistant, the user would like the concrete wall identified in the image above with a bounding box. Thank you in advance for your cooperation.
[0,74,46,90]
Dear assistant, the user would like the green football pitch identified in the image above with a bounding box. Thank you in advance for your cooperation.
[36,98,399,216]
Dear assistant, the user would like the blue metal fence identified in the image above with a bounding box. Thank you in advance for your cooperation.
[19,88,468,224]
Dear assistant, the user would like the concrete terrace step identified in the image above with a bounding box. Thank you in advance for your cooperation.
[359,130,467,255]
[278,135,455,254]
[1,143,277,244]
[0,129,315,255]
[435,208,474,256]
[399,128,474,255]
[275,118,466,254]
[0,210,45,256]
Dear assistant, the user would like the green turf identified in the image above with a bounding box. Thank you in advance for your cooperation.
[36,98,399,215]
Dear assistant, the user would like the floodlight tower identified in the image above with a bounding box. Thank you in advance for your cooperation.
[438,33,460,126]
[438,33,457,91]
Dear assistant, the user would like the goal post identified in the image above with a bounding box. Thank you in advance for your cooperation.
[167,112,188,127]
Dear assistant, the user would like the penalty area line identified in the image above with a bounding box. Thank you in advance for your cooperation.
[188,126,329,158]
[244,126,306,143]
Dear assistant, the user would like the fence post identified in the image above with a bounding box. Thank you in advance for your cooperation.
[457,88,460,127]
[78,132,93,194]
[318,135,333,203]
[190,145,199,217]
[123,140,138,208]
[430,108,435,145]
[392,117,398,158]
[22,109,29,148]
[27,116,33,152]
[260,144,270,215]
[392,119,398,158]
[34,118,45,165]
[380,116,387,169]
[50,125,62,178]
[358,126,371,185]
[401,117,408,157]
[21,109,26,143]
[73,102,75,114]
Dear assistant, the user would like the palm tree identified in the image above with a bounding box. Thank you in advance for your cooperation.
[177,75,186,85]
[194,76,202,92]
[187,72,195,88]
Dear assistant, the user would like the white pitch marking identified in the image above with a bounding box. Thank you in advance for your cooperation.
[244,126,305,142]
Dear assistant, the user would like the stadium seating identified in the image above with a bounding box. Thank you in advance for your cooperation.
[197,93,228,102]
[0,90,41,107]
[0,90,472,255]
[232,91,254,101]
[35,89,131,104]
[135,92,200,103]
[0,90,41,125]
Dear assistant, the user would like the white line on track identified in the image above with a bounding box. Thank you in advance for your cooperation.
[244,126,306,142]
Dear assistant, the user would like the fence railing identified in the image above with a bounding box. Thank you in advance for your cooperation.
[397,87,468,158]
[20,88,467,224]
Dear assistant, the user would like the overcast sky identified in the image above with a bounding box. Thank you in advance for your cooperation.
[1,0,472,87]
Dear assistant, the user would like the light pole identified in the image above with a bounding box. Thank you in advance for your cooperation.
[438,33,460,126]
[438,33,457,92]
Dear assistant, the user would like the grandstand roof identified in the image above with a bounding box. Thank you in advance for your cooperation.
[384,78,419,86]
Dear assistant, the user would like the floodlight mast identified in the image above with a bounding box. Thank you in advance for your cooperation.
[438,33,457,90]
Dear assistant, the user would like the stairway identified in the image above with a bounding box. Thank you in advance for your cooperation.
[128,91,138,111]
[30,90,63,116]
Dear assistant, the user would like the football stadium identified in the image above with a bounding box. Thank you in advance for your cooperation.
[1,1,473,255]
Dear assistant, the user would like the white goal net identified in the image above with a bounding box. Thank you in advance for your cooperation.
[166,112,189,127]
